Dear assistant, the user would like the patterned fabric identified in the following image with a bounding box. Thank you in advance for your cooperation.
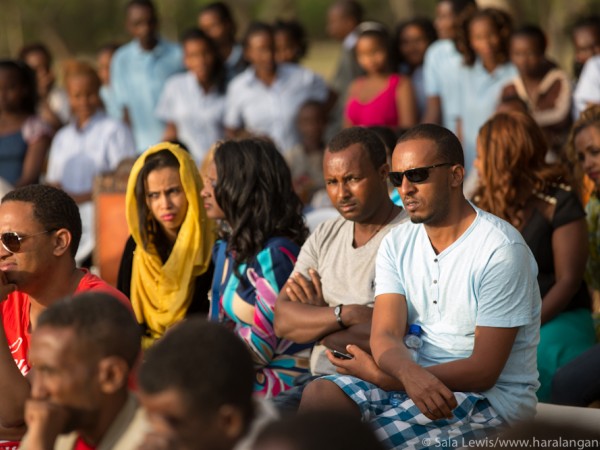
[586,193,600,291]
[212,237,312,397]
[324,375,505,450]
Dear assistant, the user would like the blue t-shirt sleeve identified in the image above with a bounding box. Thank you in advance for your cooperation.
[375,232,406,297]
[476,243,540,328]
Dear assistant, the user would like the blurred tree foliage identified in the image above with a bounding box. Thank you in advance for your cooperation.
[1,0,599,74]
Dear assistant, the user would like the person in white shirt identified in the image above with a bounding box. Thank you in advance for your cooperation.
[46,61,136,264]
[156,28,226,165]
[224,22,330,157]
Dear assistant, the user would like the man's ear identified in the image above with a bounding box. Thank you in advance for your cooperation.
[216,404,246,443]
[97,356,129,394]
[52,228,72,257]
[450,164,465,188]
[379,162,390,181]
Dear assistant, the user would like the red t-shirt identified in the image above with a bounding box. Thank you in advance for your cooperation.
[1,269,131,376]
[73,436,96,450]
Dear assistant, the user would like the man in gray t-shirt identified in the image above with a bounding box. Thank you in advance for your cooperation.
[274,127,407,382]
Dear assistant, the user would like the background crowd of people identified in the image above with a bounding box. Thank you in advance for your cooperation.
[1,0,600,449]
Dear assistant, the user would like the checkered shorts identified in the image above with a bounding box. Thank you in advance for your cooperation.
[322,375,506,450]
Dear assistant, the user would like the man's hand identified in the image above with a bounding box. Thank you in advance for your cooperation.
[399,364,457,421]
[24,399,71,450]
[285,270,326,306]
[326,345,402,391]
[0,271,17,302]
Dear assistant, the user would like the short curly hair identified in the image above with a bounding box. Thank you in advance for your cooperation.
[2,185,82,257]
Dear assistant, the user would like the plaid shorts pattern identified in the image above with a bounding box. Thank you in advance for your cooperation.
[322,375,506,450]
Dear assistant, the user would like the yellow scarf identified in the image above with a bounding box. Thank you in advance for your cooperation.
[126,143,215,348]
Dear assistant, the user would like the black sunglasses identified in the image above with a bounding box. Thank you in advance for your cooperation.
[0,230,53,253]
[388,162,454,187]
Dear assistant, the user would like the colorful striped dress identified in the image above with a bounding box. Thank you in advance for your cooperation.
[210,237,312,398]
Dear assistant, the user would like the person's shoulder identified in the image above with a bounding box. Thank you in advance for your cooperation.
[262,236,301,254]
[93,113,131,136]
[308,214,351,243]
[381,218,421,247]
[472,206,526,247]
[164,71,190,88]
[230,68,254,85]
[77,270,132,308]
[112,41,135,61]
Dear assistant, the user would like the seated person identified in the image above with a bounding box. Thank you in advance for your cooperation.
[0,60,51,188]
[45,60,136,265]
[201,139,312,398]
[300,124,541,449]
[502,25,572,157]
[138,318,277,450]
[274,127,406,411]
[20,292,146,449]
[118,143,215,348]
[0,185,130,444]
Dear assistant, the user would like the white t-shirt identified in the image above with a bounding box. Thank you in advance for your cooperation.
[46,111,136,194]
[155,71,225,164]
[375,205,541,424]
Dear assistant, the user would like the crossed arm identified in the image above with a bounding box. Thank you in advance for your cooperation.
[274,269,373,353]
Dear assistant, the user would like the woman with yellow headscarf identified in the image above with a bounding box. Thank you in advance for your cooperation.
[117,142,215,348]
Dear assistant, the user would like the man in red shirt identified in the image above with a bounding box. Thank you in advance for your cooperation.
[0,184,130,446]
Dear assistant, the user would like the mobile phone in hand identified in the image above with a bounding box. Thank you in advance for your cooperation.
[330,349,353,360]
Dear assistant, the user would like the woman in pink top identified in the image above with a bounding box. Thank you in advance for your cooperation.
[344,22,417,130]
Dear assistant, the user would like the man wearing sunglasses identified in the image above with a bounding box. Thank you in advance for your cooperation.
[300,124,541,449]
[0,185,129,444]
[274,127,407,412]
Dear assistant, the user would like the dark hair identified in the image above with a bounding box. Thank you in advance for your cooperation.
[254,412,385,450]
[274,19,309,61]
[457,8,513,66]
[395,17,437,71]
[213,138,308,272]
[368,126,400,160]
[126,0,156,14]
[180,28,226,93]
[0,60,38,115]
[199,2,236,29]
[355,22,396,72]
[333,0,364,24]
[134,149,181,262]
[396,123,465,166]
[570,14,600,37]
[37,292,141,368]
[242,21,274,50]
[439,0,477,16]
[139,318,254,427]
[63,60,102,94]
[2,185,82,257]
[512,24,547,54]
[328,127,388,170]
[18,43,52,67]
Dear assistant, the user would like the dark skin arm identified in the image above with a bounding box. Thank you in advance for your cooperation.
[541,219,588,324]
[335,294,519,421]
[15,135,51,187]
[274,270,372,344]
[421,96,441,125]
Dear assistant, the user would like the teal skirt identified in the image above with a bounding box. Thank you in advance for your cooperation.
[537,308,597,401]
